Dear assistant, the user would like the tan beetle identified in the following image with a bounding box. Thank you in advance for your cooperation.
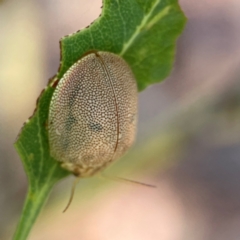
[48,51,156,212]
[49,51,138,177]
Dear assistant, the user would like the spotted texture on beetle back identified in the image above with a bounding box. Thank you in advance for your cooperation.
[48,51,138,177]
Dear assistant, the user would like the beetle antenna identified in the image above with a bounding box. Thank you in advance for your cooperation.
[101,173,156,188]
[63,177,80,213]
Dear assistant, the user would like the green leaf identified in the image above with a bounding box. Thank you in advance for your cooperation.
[60,0,186,90]
[14,0,186,239]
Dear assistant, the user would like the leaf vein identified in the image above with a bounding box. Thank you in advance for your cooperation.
[36,109,45,182]
[119,0,162,56]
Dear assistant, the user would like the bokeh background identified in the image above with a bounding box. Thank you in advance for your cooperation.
[1,0,240,239]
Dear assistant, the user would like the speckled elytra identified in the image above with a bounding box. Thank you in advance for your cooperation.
[48,51,138,177]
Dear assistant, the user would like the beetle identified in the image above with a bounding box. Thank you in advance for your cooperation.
[48,51,138,178]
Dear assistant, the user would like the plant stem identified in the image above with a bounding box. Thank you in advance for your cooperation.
[13,184,53,240]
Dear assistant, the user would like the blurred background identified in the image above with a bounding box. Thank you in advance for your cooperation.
[1,0,240,239]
